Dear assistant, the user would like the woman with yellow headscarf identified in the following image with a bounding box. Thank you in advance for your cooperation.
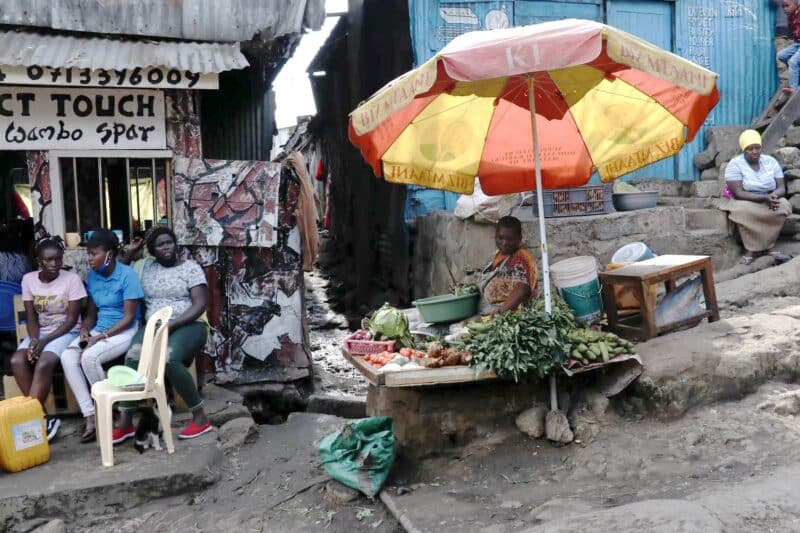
[718,129,791,265]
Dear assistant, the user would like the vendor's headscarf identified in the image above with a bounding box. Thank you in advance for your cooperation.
[739,129,762,151]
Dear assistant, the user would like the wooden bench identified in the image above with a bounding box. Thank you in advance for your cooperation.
[599,255,720,341]
[7,295,197,412]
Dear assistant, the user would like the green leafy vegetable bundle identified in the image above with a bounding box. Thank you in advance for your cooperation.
[368,303,414,348]
[464,298,576,382]
[451,283,479,297]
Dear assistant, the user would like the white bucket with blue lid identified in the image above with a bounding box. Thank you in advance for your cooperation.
[611,242,657,264]
[551,256,602,323]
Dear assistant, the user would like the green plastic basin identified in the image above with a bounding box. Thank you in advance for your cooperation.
[413,293,479,323]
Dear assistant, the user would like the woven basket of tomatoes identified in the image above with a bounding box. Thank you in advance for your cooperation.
[344,330,396,355]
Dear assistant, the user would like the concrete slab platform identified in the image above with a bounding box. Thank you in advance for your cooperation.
[0,418,222,530]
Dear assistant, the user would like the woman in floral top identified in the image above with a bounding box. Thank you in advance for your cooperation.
[113,227,212,443]
[478,216,538,315]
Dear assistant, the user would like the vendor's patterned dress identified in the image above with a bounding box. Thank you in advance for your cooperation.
[483,248,538,306]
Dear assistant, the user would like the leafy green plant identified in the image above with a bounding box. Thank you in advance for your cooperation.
[451,283,479,296]
[368,303,413,348]
[464,298,576,382]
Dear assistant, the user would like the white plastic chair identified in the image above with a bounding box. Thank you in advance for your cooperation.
[91,307,174,467]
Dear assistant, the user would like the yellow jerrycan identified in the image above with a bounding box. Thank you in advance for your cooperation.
[0,396,50,473]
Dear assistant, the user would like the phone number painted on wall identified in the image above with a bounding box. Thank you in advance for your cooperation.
[0,65,218,90]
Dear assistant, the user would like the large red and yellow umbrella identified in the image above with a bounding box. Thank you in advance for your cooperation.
[348,18,719,319]
[349,18,719,197]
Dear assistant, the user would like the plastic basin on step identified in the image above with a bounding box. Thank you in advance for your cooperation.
[413,293,479,323]
[612,191,659,211]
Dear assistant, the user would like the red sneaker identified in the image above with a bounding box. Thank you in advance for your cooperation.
[112,425,136,444]
[178,421,213,440]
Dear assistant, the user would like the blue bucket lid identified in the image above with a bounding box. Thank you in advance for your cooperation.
[611,242,655,264]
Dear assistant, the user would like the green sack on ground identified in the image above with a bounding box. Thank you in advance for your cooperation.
[319,416,396,498]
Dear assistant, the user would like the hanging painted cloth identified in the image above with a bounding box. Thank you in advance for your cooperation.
[283,152,320,271]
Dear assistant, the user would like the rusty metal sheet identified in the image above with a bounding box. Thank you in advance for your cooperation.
[0,0,325,42]
[0,30,248,73]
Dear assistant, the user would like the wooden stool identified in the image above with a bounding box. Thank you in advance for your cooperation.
[13,295,27,344]
[3,370,80,414]
[599,255,720,341]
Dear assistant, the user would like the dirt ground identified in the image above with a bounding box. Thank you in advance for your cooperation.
[64,413,401,533]
[25,262,800,531]
[386,381,800,531]
[305,270,368,399]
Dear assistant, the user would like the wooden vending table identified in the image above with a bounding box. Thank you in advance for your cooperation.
[342,348,496,387]
[599,254,720,341]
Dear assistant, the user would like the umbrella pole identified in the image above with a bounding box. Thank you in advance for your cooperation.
[528,77,558,413]
[527,79,552,316]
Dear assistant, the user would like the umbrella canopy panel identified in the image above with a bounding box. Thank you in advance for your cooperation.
[349,19,719,196]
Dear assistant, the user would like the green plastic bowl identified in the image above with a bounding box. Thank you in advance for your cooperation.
[108,365,145,389]
[413,293,480,323]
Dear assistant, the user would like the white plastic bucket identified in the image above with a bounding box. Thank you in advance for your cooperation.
[551,256,602,322]
[611,242,657,264]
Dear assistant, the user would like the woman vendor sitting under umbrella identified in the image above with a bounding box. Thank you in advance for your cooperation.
[718,130,791,265]
[478,216,539,315]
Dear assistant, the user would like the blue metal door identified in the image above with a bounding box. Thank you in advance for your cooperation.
[514,0,601,25]
[607,0,676,180]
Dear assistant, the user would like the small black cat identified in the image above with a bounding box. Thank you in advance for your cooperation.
[133,407,164,454]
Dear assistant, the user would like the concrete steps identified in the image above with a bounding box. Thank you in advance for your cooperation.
[658,196,715,209]
[685,208,730,232]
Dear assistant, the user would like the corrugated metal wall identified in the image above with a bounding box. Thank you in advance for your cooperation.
[200,66,276,161]
[675,0,776,180]
[407,0,778,181]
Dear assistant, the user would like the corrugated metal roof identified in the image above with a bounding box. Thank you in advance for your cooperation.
[0,31,249,73]
[0,0,325,42]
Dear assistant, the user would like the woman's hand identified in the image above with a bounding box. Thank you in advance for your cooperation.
[84,334,106,350]
[26,338,40,362]
[768,193,781,211]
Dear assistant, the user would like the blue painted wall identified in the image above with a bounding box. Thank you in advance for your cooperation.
[407,0,778,182]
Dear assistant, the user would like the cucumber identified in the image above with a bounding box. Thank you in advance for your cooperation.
[467,322,492,333]
[599,342,609,361]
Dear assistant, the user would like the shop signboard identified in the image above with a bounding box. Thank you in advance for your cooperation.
[0,86,166,150]
[0,65,218,90]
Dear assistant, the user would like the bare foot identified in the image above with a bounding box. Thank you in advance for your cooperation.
[783,87,795,94]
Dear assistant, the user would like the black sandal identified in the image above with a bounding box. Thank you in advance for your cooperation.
[80,426,96,443]
[768,250,791,265]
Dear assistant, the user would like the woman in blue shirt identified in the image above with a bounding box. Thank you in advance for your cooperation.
[61,229,143,442]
